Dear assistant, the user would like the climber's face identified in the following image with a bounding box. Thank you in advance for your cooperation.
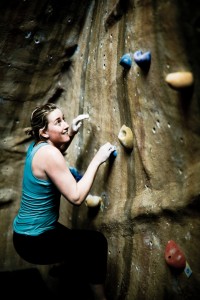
[40,108,70,148]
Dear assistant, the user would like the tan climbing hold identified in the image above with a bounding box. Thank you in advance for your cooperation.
[85,194,103,207]
[165,72,194,89]
[118,125,134,150]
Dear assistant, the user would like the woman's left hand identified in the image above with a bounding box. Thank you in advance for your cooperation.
[70,114,89,136]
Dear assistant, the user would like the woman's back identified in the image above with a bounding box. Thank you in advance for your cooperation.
[13,142,60,236]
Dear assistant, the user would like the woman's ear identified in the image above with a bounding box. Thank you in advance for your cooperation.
[39,128,49,139]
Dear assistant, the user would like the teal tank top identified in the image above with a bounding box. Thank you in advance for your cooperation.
[13,142,60,236]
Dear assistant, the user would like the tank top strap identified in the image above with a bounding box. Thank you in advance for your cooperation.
[27,142,48,159]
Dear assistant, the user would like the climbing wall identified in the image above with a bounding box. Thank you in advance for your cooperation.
[0,0,200,299]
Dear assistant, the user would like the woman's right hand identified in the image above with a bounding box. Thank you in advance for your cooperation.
[95,142,116,165]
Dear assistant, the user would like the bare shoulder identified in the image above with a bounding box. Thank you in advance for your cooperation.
[32,144,66,180]
[41,144,62,155]
[39,144,65,161]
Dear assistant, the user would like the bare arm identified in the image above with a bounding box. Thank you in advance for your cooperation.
[44,143,115,205]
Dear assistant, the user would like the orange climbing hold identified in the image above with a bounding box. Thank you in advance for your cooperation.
[165,72,194,89]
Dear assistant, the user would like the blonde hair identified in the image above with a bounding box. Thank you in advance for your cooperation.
[25,103,58,142]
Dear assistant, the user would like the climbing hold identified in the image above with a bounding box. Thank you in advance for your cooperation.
[119,53,132,69]
[110,146,117,158]
[85,195,102,207]
[133,50,151,70]
[118,125,134,150]
[85,194,104,210]
[165,240,186,269]
[165,72,194,89]
[184,261,192,278]
[112,149,118,157]
[69,167,83,182]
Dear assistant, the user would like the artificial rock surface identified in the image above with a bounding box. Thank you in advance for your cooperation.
[0,0,200,299]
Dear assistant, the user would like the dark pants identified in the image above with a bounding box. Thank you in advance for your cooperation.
[13,222,108,284]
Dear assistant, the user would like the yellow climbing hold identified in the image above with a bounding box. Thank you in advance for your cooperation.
[85,194,103,208]
[118,125,134,150]
[165,72,194,89]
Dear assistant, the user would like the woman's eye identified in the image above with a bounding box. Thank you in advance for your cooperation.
[55,119,62,125]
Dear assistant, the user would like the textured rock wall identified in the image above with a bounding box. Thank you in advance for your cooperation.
[0,0,200,299]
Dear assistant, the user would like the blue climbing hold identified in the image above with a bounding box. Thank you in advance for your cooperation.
[112,150,118,157]
[69,167,83,182]
[133,50,151,70]
[119,53,132,69]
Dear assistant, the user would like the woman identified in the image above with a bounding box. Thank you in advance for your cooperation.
[13,103,116,300]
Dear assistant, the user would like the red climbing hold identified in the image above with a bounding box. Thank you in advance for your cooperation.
[165,240,186,269]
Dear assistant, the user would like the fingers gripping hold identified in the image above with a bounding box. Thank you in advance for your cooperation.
[71,114,89,133]
[107,143,116,154]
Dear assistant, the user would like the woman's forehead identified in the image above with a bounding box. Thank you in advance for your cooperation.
[47,108,63,121]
